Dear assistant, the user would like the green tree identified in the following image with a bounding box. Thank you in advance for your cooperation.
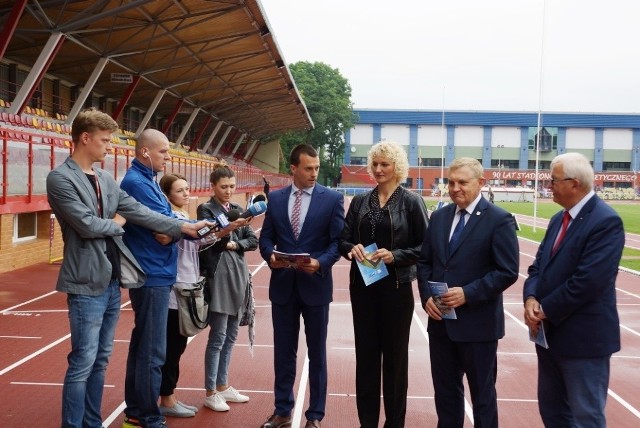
[279,61,358,186]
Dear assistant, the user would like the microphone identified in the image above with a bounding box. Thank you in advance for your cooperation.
[196,212,232,237]
[198,202,267,236]
[227,201,267,221]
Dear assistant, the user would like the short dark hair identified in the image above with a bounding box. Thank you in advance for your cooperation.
[71,108,118,144]
[209,163,235,185]
[289,144,318,166]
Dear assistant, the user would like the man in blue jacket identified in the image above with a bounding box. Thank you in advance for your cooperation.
[120,129,184,428]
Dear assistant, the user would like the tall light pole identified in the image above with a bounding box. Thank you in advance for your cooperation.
[439,88,446,203]
[418,148,422,197]
[496,144,504,186]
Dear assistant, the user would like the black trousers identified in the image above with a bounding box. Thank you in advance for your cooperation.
[429,332,498,428]
[350,280,414,428]
[160,309,188,396]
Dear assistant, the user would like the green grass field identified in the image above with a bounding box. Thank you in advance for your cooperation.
[496,200,640,234]
[497,201,640,271]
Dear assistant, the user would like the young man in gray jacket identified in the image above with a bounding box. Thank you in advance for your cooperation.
[46,108,212,428]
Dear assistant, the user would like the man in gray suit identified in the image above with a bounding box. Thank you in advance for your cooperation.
[46,108,213,428]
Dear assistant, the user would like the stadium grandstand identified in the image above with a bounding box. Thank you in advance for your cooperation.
[0,0,312,273]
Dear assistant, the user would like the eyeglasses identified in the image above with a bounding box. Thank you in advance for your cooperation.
[550,177,575,185]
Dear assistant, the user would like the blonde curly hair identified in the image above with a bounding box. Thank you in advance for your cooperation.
[366,140,409,184]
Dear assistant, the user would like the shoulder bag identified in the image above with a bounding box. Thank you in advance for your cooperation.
[174,276,209,337]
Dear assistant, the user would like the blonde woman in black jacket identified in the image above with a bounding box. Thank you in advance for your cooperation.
[339,141,428,428]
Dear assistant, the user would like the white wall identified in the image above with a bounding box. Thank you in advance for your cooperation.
[566,128,595,149]
[491,126,520,148]
[380,124,409,145]
[454,126,483,147]
[350,124,373,146]
[603,129,632,149]
[417,125,444,147]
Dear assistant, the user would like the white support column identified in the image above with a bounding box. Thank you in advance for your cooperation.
[212,126,233,156]
[202,121,223,153]
[65,57,110,125]
[174,108,200,147]
[231,133,247,154]
[244,139,258,160]
[9,32,65,115]
[136,89,166,137]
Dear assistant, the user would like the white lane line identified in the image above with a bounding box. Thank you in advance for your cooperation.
[620,324,640,338]
[0,334,69,376]
[10,381,115,388]
[0,335,41,339]
[107,260,274,425]
[617,287,640,300]
[0,290,58,314]
[103,402,127,427]
[504,308,640,419]
[412,309,475,425]
[292,353,310,427]
[608,389,640,420]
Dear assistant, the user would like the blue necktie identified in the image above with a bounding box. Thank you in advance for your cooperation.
[449,209,467,248]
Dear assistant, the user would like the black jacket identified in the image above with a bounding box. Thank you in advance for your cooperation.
[197,198,258,278]
[339,186,428,285]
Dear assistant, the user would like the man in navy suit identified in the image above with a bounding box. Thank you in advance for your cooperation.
[524,152,624,427]
[259,144,345,428]
[417,157,519,428]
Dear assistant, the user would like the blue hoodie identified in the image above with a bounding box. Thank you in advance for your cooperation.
[120,158,178,286]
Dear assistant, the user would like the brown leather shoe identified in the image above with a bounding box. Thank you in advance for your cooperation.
[260,414,292,428]
[305,420,321,428]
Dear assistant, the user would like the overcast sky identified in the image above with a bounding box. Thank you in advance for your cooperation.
[260,0,640,114]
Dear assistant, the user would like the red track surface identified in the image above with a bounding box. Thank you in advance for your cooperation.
[1,206,639,427]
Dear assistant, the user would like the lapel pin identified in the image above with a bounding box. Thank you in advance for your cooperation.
[475,211,481,216]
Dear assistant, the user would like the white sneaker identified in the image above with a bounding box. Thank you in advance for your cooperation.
[218,386,250,403]
[204,393,230,412]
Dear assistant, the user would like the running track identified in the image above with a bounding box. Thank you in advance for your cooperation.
[1,203,639,427]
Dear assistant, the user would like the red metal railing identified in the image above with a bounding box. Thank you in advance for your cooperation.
[0,124,289,214]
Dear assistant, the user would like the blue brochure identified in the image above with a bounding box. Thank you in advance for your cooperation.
[356,243,389,286]
[429,281,457,319]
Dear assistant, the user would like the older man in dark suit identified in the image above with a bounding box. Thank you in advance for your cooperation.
[258,144,344,428]
[417,157,519,428]
[524,152,625,427]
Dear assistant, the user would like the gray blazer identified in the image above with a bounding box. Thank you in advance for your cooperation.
[46,157,184,296]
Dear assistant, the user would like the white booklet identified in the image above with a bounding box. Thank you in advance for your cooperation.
[428,281,457,319]
[273,250,311,268]
[529,320,549,349]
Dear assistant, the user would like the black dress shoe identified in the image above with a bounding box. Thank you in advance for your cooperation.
[261,414,292,428]
[305,420,321,428]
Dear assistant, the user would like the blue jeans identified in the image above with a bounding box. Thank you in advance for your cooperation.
[62,279,120,428]
[204,311,240,390]
[537,346,611,428]
[124,286,170,428]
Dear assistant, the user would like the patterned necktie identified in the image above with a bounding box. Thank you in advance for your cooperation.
[449,209,467,248]
[290,190,303,239]
[552,211,571,255]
